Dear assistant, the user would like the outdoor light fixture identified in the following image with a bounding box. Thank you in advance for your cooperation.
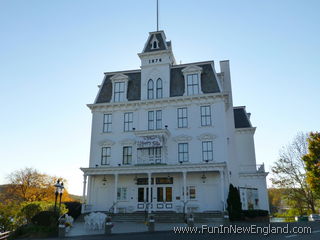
[201,173,207,183]
[102,176,107,185]
[167,173,171,180]
[133,175,138,184]
[54,179,64,215]
[179,160,183,164]
[165,125,168,129]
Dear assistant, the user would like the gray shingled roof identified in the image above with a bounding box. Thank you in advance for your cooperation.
[143,33,167,53]
[233,108,251,128]
[95,72,141,103]
[170,63,220,97]
[95,62,221,104]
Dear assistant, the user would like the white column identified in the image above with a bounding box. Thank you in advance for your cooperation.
[114,173,118,213]
[148,172,152,214]
[183,171,187,213]
[82,175,87,204]
[220,170,225,211]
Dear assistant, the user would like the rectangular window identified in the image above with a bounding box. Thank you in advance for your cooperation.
[148,110,162,130]
[178,143,189,162]
[148,147,162,164]
[101,147,111,165]
[188,186,196,200]
[187,74,199,95]
[123,146,132,165]
[148,111,154,130]
[114,82,125,102]
[117,187,127,201]
[103,114,112,132]
[202,141,213,162]
[177,108,188,128]
[156,110,162,130]
[124,112,133,132]
[200,106,211,126]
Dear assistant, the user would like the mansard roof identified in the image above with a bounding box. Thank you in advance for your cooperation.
[142,31,168,53]
[233,107,252,128]
[95,61,221,104]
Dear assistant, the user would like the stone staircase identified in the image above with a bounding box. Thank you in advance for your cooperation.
[79,211,225,223]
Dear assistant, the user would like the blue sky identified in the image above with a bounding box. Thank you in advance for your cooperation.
[0,0,319,195]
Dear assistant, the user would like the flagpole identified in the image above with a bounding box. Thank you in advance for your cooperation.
[157,0,159,31]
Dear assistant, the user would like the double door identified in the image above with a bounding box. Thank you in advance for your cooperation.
[137,186,173,210]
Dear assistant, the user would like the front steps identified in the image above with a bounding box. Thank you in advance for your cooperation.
[80,211,225,223]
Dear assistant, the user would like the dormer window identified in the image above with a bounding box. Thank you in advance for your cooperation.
[110,73,129,102]
[181,65,203,96]
[150,34,160,50]
[114,82,125,102]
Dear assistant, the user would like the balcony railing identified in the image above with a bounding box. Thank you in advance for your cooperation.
[239,164,265,174]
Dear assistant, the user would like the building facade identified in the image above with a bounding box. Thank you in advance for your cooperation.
[81,31,269,214]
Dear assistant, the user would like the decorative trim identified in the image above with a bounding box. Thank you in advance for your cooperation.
[120,138,136,146]
[235,127,256,134]
[172,134,193,142]
[197,133,216,141]
[88,93,229,111]
[99,139,115,147]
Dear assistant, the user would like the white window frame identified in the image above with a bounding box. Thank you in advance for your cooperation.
[202,141,213,162]
[156,78,163,99]
[148,110,162,130]
[123,146,132,165]
[103,114,112,133]
[110,73,129,102]
[124,112,133,132]
[181,65,203,96]
[117,187,127,201]
[178,143,189,162]
[101,147,111,165]
[177,107,188,128]
[147,79,154,99]
[200,106,212,126]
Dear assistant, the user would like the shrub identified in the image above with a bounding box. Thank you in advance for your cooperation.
[63,201,82,220]
[20,203,42,223]
[242,210,269,218]
[227,184,242,221]
[31,211,58,227]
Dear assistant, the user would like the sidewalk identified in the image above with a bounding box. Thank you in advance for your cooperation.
[66,221,191,237]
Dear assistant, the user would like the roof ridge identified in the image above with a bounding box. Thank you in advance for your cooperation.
[171,60,214,68]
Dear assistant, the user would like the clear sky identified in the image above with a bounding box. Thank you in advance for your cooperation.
[0,0,319,195]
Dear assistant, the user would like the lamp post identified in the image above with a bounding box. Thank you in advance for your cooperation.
[54,180,64,215]
[58,182,64,213]
[54,180,61,215]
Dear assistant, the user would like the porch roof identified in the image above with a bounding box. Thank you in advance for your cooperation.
[80,162,227,176]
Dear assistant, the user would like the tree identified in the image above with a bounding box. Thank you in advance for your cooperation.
[227,184,242,221]
[270,132,316,214]
[303,132,320,196]
[4,167,74,203]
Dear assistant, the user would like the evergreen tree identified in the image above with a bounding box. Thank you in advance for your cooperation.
[227,184,242,221]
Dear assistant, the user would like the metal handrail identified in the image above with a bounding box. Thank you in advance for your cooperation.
[0,231,11,240]
[108,201,117,214]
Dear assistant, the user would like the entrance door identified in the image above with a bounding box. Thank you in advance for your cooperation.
[155,186,173,210]
[137,187,153,210]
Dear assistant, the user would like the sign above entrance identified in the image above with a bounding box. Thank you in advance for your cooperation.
[136,135,163,148]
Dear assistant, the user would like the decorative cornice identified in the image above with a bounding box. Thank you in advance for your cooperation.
[181,65,203,74]
[235,127,256,134]
[197,133,216,141]
[110,73,129,82]
[87,93,228,111]
[172,134,193,142]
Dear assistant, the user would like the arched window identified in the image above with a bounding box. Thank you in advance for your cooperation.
[153,41,158,49]
[156,78,163,99]
[147,79,154,99]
